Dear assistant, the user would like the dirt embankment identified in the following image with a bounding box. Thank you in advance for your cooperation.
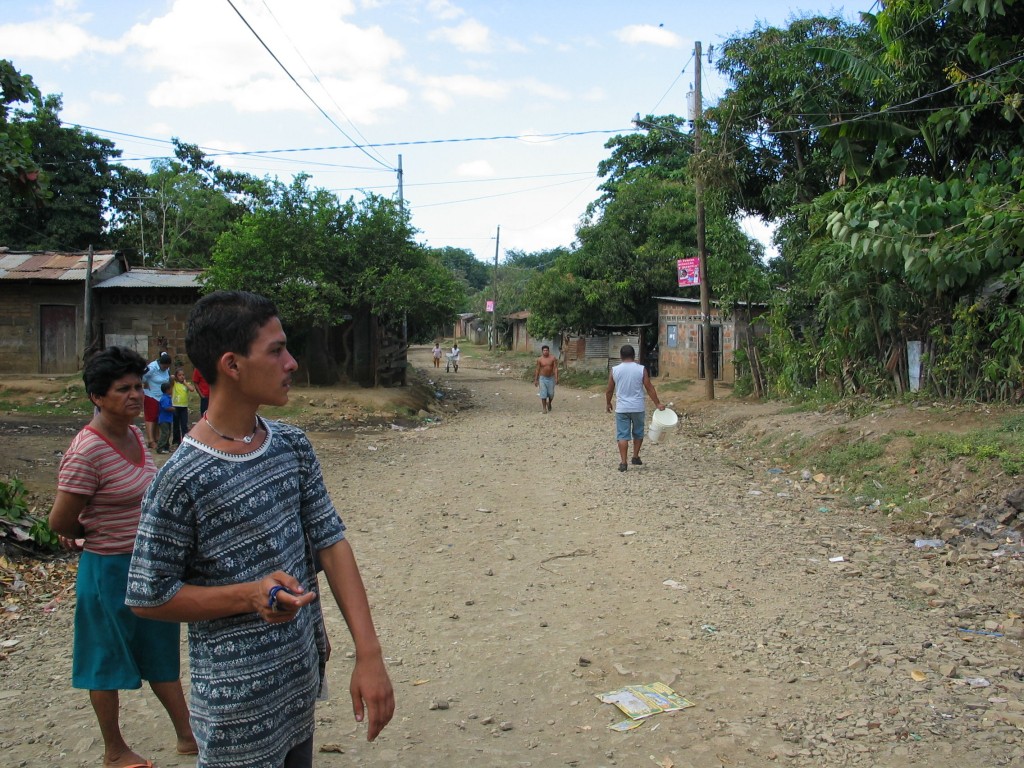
[1,348,1022,768]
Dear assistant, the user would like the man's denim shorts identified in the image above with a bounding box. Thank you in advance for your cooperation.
[615,411,645,441]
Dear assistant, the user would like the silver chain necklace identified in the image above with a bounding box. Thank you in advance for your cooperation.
[204,415,260,444]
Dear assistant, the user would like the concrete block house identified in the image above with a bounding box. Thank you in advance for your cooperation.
[0,249,122,374]
[654,296,766,384]
[0,248,203,375]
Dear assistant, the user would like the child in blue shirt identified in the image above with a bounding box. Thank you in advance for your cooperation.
[157,381,175,454]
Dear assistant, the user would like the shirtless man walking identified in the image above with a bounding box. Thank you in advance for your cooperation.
[533,345,559,413]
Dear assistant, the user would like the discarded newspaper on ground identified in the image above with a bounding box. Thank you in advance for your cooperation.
[595,682,695,731]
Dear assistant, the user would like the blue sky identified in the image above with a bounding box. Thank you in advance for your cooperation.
[1,0,861,262]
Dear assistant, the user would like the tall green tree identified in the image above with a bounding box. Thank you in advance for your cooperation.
[0,94,120,249]
[206,175,348,326]
[206,177,462,381]
[432,245,491,292]
[710,1,1024,399]
[107,139,271,267]
[0,59,42,201]
[709,16,874,224]
[526,117,764,339]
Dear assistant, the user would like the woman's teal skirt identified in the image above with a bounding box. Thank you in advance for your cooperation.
[73,551,181,690]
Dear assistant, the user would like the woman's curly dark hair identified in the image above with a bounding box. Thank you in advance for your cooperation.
[83,346,147,400]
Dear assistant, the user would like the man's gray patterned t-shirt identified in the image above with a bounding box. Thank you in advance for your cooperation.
[126,419,345,768]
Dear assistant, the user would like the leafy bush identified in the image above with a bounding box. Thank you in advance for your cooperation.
[0,477,59,551]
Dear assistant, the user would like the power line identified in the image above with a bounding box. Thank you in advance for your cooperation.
[715,1,959,134]
[75,125,628,162]
[766,51,1024,136]
[255,0,392,169]
[505,177,602,233]
[222,0,394,171]
[198,127,626,154]
[650,54,693,115]
[65,121,392,172]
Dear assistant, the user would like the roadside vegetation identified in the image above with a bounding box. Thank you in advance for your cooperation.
[741,401,1024,523]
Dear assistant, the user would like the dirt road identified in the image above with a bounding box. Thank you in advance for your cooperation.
[2,348,1023,767]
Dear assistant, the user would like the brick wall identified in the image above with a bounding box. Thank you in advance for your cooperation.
[0,284,84,373]
[657,303,736,383]
[96,288,200,369]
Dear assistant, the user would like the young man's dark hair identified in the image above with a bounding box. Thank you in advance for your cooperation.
[185,291,278,385]
[620,344,636,360]
[83,346,147,399]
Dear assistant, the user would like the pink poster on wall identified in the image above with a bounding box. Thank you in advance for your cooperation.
[486,300,494,312]
[677,257,700,287]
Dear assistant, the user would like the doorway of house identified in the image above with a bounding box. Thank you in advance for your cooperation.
[697,324,722,380]
[40,305,77,374]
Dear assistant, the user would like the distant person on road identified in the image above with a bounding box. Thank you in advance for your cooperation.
[447,343,460,372]
[432,342,442,369]
[533,345,559,413]
[606,344,665,472]
[142,351,172,450]
[126,290,394,768]
[48,346,197,768]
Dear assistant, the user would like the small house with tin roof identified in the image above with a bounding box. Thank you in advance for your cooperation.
[0,247,205,375]
[0,248,122,374]
[93,268,204,372]
[654,296,767,385]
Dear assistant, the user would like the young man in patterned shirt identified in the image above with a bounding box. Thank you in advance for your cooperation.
[127,291,394,768]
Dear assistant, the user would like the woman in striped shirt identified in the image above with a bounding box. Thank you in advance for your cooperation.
[49,347,196,768]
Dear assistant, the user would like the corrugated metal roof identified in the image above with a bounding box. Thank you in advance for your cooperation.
[653,296,767,308]
[95,269,203,289]
[0,250,119,281]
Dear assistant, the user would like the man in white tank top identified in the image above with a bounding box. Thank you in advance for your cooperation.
[606,344,666,472]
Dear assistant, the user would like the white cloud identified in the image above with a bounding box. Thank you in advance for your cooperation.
[455,160,494,177]
[426,0,465,21]
[0,19,124,60]
[417,73,507,111]
[615,24,683,48]
[431,19,491,53]
[122,0,405,120]
[519,79,568,101]
[88,90,126,106]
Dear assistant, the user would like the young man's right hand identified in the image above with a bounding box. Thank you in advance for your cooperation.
[257,571,317,623]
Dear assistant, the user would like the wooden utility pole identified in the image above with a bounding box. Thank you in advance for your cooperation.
[694,41,714,400]
[397,154,407,380]
[83,245,95,359]
[397,154,404,215]
[490,225,500,350]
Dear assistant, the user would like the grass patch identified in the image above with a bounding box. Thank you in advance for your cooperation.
[916,430,1024,476]
[656,378,695,393]
[0,377,87,416]
[759,406,1024,522]
[814,442,886,476]
[0,397,90,417]
[998,412,1024,434]
[558,369,608,389]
